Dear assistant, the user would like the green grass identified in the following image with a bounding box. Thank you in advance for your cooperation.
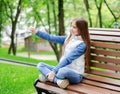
[0,47,57,66]
[0,63,39,94]
[17,47,55,55]
[0,47,58,94]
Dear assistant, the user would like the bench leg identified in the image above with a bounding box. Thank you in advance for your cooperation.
[34,79,52,94]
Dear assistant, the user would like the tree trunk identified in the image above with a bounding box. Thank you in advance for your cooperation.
[46,0,64,61]
[8,34,16,55]
[46,0,51,33]
[104,0,118,21]
[84,0,92,27]
[50,43,60,61]
[94,0,103,28]
[46,0,60,61]
[33,0,64,61]
[58,0,64,36]
[8,0,22,55]
[58,0,64,58]
[98,6,102,27]
[8,21,16,55]
[34,8,60,61]
[51,0,57,34]
[0,0,3,47]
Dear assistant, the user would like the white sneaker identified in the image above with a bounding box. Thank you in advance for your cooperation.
[38,74,48,82]
[57,79,69,88]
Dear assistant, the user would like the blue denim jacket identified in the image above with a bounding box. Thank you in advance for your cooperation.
[36,30,86,73]
[36,30,66,44]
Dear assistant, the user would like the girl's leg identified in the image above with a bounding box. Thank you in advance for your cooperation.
[54,67,83,84]
[37,62,55,76]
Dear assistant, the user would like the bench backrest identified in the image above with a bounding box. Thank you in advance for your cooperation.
[89,28,120,80]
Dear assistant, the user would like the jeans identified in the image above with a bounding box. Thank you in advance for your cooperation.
[37,62,83,84]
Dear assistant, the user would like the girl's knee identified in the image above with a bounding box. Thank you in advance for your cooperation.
[59,67,67,73]
[57,67,69,77]
[63,67,70,73]
[37,62,45,69]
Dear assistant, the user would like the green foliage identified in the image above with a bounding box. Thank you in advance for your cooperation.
[1,0,120,60]
[31,34,40,42]
[3,0,19,20]
[107,0,120,17]
[2,0,120,31]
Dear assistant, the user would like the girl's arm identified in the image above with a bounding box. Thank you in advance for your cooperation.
[36,30,66,45]
[52,42,86,73]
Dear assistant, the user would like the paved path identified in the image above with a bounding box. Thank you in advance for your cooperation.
[0,52,56,67]
[17,52,56,60]
[0,58,36,67]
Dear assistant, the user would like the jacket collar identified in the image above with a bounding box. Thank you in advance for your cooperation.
[72,35,83,40]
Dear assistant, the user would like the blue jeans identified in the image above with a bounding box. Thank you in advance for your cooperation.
[37,62,83,84]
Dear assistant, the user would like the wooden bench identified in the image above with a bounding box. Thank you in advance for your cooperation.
[34,28,120,94]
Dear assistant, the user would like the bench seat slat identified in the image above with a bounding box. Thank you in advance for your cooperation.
[91,62,120,71]
[89,28,120,32]
[90,70,120,79]
[68,83,120,94]
[91,56,120,64]
[82,79,120,91]
[36,80,120,94]
[89,31,120,36]
[68,84,100,94]
[36,82,79,94]
[90,35,120,42]
[91,42,120,49]
[84,74,120,86]
[91,49,120,57]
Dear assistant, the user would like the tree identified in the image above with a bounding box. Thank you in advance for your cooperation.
[84,0,92,27]
[58,0,65,58]
[2,0,119,59]
[104,0,120,22]
[3,0,22,55]
[28,0,64,61]
[0,0,3,47]
[94,0,103,27]
[46,0,64,61]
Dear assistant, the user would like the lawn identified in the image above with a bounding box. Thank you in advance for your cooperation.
[0,63,39,94]
[0,47,58,94]
[17,47,55,55]
[0,47,57,65]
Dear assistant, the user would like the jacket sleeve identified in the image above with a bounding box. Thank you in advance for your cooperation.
[36,30,66,45]
[52,42,86,73]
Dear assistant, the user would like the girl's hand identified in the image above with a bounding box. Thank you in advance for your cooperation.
[47,71,55,82]
[30,27,37,34]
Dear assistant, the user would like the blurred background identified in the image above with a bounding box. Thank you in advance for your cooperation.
[0,0,120,94]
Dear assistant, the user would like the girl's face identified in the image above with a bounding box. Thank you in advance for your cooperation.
[71,21,80,36]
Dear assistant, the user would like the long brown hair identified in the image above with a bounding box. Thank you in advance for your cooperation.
[64,18,91,72]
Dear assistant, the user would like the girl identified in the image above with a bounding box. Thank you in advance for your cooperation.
[31,18,90,89]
